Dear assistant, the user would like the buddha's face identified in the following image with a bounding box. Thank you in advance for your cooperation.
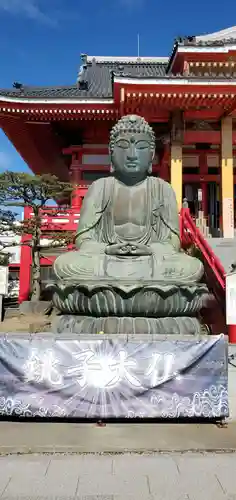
[110,131,155,183]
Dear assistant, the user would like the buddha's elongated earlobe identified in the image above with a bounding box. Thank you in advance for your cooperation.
[148,149,155,173]
[109,147,114,172]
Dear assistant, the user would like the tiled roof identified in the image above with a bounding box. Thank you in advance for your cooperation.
[195,25,236,45]
[0,58,168,101]
[0,84,87,100]
[175,26,236,47]
[1,48,235,102]
[176,36,236,47]
[165,27,236,72]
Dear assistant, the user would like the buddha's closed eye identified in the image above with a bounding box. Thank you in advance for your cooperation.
[115,139,150,150]
[135,140,150,150]
[116,140,129,149]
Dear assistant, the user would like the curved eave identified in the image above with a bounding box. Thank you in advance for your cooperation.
[166,40,236,74]
[0,95,114,104]
[0,97,117,120]
[124,90,236,108]
[176,44,236,53]
[166,42,178,74]
[114,76,236,111]
[114,75,236,87]
[115,79,236,118]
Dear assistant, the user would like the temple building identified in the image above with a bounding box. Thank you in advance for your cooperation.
[1,26,236,302]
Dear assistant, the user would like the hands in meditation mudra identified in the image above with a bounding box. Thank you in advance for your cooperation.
[52,115,211,335]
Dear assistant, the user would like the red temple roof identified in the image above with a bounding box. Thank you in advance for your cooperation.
[1,26,236,103]
[0,26,236,181]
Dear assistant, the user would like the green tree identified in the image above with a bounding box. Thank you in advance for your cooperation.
[0,172,73,301]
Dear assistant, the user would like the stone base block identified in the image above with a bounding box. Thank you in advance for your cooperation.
[52,315,208,336]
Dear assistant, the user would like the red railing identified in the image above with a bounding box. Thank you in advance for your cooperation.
[180,207,225,290]
[24,206,78,232]
[180,207,229,337]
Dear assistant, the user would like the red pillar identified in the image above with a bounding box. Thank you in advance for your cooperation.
[69,148,83,210]
[71,167,82,209]
[228,325,236,344]
[19,206,32,303]
[199,152,208,216]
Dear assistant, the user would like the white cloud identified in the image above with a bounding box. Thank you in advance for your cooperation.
[0,152,12,170]
[0,0,56,25]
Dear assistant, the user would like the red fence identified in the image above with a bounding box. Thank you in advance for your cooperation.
[180,207,230,338]
[180,207,225,290]
[24,206,79,232]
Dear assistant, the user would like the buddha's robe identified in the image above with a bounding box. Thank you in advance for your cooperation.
[53,176,203,283]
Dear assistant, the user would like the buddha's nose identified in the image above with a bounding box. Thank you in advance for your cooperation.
[127,145,138,161]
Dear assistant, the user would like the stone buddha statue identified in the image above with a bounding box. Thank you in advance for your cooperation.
[51,115,211,335]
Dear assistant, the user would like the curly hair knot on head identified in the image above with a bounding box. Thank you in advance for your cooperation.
[110,114,156,152]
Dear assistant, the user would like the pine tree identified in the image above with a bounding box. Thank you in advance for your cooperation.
[0,172,73,301]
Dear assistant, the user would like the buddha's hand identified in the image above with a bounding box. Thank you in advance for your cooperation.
[105,243,152,256]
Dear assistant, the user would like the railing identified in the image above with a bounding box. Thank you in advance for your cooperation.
[24,206,79,232]
[180,207,227,335]
[180,207,225,291]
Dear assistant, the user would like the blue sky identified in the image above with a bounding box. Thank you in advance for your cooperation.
[0,0,235,174]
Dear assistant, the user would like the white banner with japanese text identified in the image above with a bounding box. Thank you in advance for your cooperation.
[0,334,228,419]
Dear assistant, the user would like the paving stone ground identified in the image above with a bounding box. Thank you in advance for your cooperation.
[1,422,236,454]
[0,452,235,500]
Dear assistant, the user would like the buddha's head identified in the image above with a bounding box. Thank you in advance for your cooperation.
[109,115,155,184]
